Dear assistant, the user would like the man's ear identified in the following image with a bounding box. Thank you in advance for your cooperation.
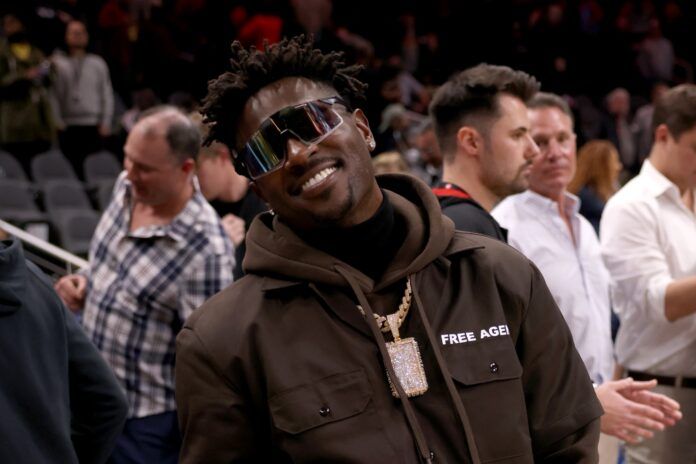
[456,126,482,157]
[182,158,195,174]
[216,143,233,163]
[353,108,376,152]
[654,123,671,144]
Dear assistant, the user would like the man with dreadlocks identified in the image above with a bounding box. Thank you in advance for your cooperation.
[175,36,603,463]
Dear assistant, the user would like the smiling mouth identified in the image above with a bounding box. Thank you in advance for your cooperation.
[301,166,337,192]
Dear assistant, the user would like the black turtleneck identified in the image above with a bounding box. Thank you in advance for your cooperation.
[293,191,406,281]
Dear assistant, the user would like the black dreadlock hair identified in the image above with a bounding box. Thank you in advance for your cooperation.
[201,35,367,151]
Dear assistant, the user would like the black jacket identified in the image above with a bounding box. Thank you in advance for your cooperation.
[0,238,128,464]
[434,182,508,242]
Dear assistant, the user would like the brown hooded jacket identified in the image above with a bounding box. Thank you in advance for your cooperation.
[176,174,602,463]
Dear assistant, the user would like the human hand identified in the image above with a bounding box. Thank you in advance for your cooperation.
[596,378,682,443]
[620,379,682,427]
[54,274,88,312]
[221,214,246,247]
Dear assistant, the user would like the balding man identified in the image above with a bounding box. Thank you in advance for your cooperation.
[55,106,234,463]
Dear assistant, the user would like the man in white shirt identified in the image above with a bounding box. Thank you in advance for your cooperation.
[493,92,681,461]
[600,84,696,463]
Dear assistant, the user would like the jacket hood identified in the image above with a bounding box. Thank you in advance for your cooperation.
[244,174,455,292]
[0,238,28,315]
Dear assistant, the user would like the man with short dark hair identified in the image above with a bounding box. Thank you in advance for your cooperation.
[54,106,234,463]
[175,37,602,463]
[601,84,696,463]
[429,64,540,240]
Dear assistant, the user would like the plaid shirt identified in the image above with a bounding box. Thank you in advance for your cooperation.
[82,172,234,418]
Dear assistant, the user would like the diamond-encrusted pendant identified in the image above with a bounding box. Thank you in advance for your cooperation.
[386,337,429,397]
[385,313,428,397]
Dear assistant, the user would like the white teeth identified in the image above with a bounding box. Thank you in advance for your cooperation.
[302,167,337,191]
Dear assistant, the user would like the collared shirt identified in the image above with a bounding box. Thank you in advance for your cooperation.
[600,160,696,376]
[82,172,235,417]
[493,190,614,384]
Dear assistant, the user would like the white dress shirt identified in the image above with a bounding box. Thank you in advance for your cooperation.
[600,160,696,376]
[493,190,614,384]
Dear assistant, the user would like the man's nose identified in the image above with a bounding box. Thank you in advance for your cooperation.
[526,134,540,160]
[541,138,565,161]
[284,137,317,171]
[124,159,136,180]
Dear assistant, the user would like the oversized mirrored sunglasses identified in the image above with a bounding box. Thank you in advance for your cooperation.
[234,96,350,179]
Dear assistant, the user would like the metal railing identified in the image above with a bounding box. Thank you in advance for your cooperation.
[0,218,88,274]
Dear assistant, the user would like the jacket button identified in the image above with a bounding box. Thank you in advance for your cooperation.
[489,362,499,373]
[319,406,331,417]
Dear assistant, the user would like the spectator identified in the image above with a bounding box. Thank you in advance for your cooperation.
[568,140,623,232]
[372,150,410,174]
[0,12,55,174]
[603,87,638,177]
[634,81,670,162]
[636,18,675,84]
[405,119,442,186]
[51,19,114,178]
[120,87,158,132]
[175,36,603,463]
[97,0,135,96]
[375,102,423,154]
[601,84,696,463]
[429,63,540,240]
[492,92,681,463]
[193,115,268,279]
[0,237,128,464]
[54,106,234,463]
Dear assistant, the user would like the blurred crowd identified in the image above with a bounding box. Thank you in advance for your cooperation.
[1,0,695,186]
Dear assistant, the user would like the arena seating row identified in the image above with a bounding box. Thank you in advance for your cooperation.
[0,149,121,255]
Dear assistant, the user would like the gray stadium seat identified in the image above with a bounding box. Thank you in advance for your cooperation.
[83,150,122,186]
[0,181,48,224]
[52,209,100,256]
[30,149,78,185]
[0,150,30,184]
[96,179,116,211]
[42,180,93,215]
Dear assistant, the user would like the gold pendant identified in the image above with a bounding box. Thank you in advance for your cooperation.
[385,314,428,397]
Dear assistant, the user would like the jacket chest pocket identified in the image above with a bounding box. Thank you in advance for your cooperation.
[445,340,533,463]
[268,369,398,463]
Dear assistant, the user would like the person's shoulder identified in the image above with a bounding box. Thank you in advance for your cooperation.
[182,273,273,356]
[87,53,109,69]
[190,193,234,252]
[22,261,69,322]
[442,200,498,231]
[603,176,655,218]
[490,194,524,221]
[447,230,532,272]
[445,231,538,301]
[51,50,69,65]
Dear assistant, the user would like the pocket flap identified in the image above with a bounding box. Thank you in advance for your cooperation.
[445,339,523,386]
[269,370,372,434]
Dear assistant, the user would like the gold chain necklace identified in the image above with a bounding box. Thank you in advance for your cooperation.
[357,279,428,397]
